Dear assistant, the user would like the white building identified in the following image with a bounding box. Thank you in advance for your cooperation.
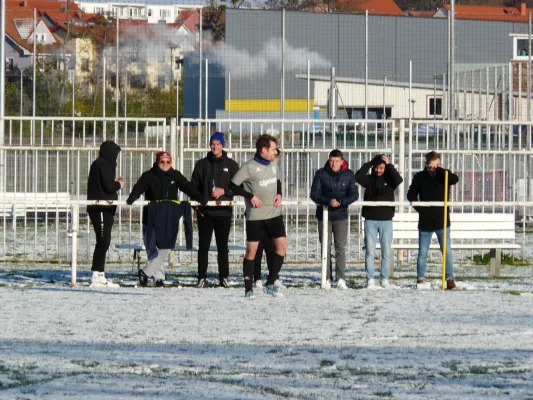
[74,0,203,24]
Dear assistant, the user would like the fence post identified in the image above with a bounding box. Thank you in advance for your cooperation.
[321,205,329,289]
[70,203,79,286]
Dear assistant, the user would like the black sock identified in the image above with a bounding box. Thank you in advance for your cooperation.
[243,258,255,292]
[266,253,284,285]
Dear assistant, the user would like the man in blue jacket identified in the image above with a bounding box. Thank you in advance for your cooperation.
[311,149,358,289]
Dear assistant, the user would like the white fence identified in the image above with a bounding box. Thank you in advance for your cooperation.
[1,117,533,268]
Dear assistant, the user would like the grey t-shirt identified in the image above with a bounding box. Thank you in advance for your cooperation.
[232,157,281,221]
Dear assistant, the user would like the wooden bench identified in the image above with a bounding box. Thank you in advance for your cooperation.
[114,243,247,272]
[371,212,520,277]
[0,192,71,218]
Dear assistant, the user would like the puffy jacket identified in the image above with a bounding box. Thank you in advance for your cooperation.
[144,201,193,253]
[407,167,459,231]
[87,141,122,213]
[310,161,358,221]
[355,161,403,220]
[191,151,239,216]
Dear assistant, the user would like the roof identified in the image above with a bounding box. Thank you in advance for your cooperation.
[6,0,83,14]
[439,3,533,22]
[74,0,204,5]
[174,9,199,32]
[335,0,403,15]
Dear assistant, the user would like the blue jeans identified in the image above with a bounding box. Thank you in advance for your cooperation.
[417,228,454,280]
[364,219,393,281]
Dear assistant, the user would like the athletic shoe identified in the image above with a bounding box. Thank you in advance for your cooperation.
[381,279,390,288]
[197,278,207,288]
[273,279,285,289]
[416,279,432,290]
[90,272,119,288]
[244,290,256,299]
[253,280,263,289]
[138,270,148,287]
[324,280,332,290]
[264,284,284,297]
[155,280,165,288]
[220,278,229,288]
[366,279,375,289]
[447,278,456,290]
[337,279,348,290]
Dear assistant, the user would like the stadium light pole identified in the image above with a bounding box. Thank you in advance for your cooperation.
[0,0,5,192]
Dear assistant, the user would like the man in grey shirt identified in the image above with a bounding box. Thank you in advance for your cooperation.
[231,134,287,298]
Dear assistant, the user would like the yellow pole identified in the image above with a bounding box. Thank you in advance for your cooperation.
[442,170,449,290]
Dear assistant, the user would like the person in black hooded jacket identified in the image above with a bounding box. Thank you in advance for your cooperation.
[191,132,239,288]
[126,151,205,287]
[87,140,124,288]
[310,149,358,289]
[407,151,459,290]
[355,154,403,288]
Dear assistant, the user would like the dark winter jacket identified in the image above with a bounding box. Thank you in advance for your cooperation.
[191,151,239,216]
[355,161,403,221]
[126,165,205,224]
[407,167,459,231]
[87,141,122,213]
[310,161,359,221]
[144,201,193,253]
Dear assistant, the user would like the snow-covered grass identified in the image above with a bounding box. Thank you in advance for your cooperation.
[1,262,532,399]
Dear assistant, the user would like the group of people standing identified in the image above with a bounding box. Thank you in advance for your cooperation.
[86,133,459,295]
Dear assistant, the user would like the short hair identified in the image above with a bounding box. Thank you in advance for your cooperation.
[256,134,277,154]
[425,151,440,164]
[329,149,343,159]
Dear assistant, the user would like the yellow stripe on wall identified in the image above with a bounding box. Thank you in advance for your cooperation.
[225,99,315,112]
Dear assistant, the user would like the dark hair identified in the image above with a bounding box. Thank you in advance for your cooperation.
[425,151,440,164]
[256,134,277,154]
[329,149,343,159]
[276,148,281,156]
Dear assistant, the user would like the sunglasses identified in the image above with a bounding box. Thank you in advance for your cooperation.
[159,160,171,165]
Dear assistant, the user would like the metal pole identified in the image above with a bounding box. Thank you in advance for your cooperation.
[20,71,24,116]
[365,9,368,119]
[508,62,513,122]
[281,9,285,120]
[307,59,310,120]
[409,61,412,121]
[125,71,128,118]
[0,0,5,192]
[116,17,119,119]
[528,13,532,149]
[199,7,202,120]
[72,70,75,117]
[32,8,37,119]
[175,72,178,122]
[228,72,231,116]
[205,58,208,119]
[448,0,455,120]
[71,204,79,286]
[103,56,106,118]
[383,75,387,120]
[320,205,329,289]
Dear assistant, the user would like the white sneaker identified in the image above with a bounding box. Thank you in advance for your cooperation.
[337,279,348,290]
[366,279,375,289]
[381,279,390,288]
[253,280,263,289]
[324,280,332,289]
[416,280,432,290]
[273,279,285,289]
[89,272,119,288]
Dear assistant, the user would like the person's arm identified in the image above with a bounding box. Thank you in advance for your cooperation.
[229,182,254,200]
[385,164,404,189]
[230,164,254,200]
[224,160,240,197]
[99,164,121,193]
[406,174,421,212]
[354,162,373,187]
[310,171,331,206]
[435,167,459,186]
[126,173,148,205]
[277,179,282,196]
[175,170,206,203]
[340,172,359,207]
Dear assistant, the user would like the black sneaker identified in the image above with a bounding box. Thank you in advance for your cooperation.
[155,280,165,288]
[197,278,207,288]
[219,278,229,288]
[139,270,149,287]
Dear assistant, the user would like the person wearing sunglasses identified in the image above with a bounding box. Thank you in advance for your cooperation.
[126,151,206,287]
[191,132,239,288]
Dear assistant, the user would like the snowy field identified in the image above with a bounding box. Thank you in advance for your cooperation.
[1,262,533,399]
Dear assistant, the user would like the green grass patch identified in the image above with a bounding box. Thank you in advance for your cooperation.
[503,290,522,295]
[468,252,530,266]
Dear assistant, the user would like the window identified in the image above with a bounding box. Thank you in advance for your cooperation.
[130,74,146,89]
[5,57,14,71]
[160,9,169,18]
[427,96,442,118]
[148,8,152,16]
[512,35,533,59]
[175,56,183,69]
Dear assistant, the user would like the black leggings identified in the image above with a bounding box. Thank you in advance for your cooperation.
[88,209,115,272]
[197,213,232,279]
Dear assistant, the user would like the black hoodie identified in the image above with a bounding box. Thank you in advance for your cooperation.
[87,141,122,213]
[355,161,403,220]
[191,150,239,216]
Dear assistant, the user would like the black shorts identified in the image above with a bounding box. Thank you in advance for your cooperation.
[246,216,286,242]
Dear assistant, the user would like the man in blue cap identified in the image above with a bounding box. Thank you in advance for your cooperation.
[191,132,239,287]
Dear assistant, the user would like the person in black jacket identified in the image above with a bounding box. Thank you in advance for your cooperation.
[356,154,403,289]
[126,151,205,287]
[191,132,239,288]
[310,149,358,289]
[87,140,124,288]
[407,151,459,290]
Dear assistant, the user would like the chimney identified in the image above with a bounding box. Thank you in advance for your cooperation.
[521,2,527,16]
